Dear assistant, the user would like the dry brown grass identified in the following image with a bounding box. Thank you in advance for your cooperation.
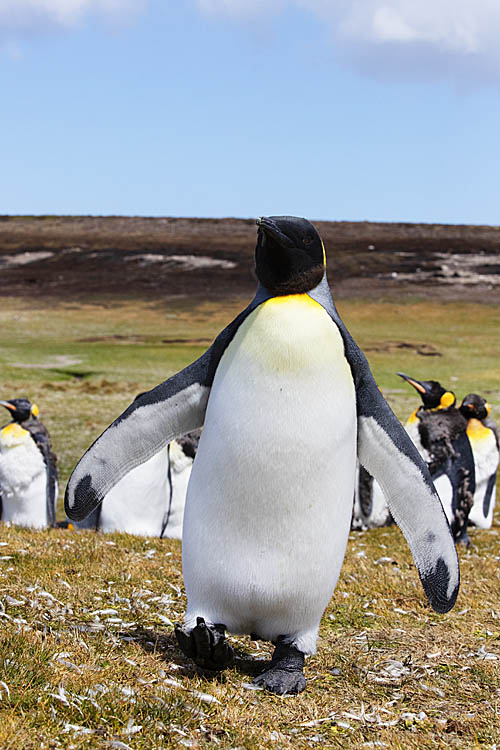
[0,294,499,748]
[0,521,499,749]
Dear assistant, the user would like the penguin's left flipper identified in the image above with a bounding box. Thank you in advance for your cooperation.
[65,299,263,523]
[309,279,460,614]
[356,382,460,613]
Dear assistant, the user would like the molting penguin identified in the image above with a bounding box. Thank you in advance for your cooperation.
[398,373,475,545]
[0,423,49,529]
[66,216,459,695]
[459,394,498,529]
[0,398,57,528]
[352,462,393,529]
[76,431,200,538]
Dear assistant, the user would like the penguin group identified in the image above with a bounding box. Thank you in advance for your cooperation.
[398,373,499,544]
[2,216,496,695]
[65,216,460,695]
[352,374,498,546]
[0,394,199,537]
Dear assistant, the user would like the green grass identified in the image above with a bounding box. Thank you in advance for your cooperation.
[0,293,499,748]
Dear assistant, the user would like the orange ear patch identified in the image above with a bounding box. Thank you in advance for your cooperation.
[440,392,455,409]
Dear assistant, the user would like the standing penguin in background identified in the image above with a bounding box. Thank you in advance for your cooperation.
[75,431,200,538]
[398,374,475,545]
[0,399,58,528]
[352,462,393,529]
[66,217,459,695]
[459,394,498,529]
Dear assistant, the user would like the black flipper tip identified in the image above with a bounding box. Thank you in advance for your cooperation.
[420,557,460,614]
[64,474,102,522]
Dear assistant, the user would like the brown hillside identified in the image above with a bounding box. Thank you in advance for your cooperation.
[1,215,499,301]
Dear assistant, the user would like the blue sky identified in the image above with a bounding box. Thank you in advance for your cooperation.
[0,0,499,224]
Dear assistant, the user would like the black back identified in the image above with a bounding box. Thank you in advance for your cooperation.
[418,408,475,542]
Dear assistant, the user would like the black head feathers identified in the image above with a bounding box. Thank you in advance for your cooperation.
[255,216,325,295]
[0,398,38,423]
[397,373,455,410]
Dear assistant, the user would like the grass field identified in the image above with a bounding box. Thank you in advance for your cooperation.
[0,292,499,748]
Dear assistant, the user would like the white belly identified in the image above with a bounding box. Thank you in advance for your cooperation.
[468,429,499,529]
[182,295,357,653]
[162,441,192,539]
[0,442,47,529]
[434,474,453,524]
[99,445,170,536]
[405,417,430,462]
[352,462,392,529]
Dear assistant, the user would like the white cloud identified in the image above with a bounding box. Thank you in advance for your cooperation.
[196,0,500,81]
[0,0,145,32]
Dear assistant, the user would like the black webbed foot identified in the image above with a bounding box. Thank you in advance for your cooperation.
[175,617,234,671]
[252,636,306,695]
[456,532,471,548]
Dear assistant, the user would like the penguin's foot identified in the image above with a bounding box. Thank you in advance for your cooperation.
[175,617,234,671]
[252,637,306,695]
[456,533,471,548]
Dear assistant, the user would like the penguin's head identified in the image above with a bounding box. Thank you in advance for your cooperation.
[255,216,325,295]
[459,393,489,421]
[397,372,455,410]
[0,398,38,423]
[0,422,31,450]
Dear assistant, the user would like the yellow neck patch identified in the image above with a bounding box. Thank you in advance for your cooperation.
[235,293,346,374]
[467,418,493,443]
[1,423,29,444]
[263,293,321,310]
[407,408,419,425]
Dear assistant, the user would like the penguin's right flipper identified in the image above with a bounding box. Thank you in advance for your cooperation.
[65,354,212,522]
[65,297,267,523]
[73,506,101,531]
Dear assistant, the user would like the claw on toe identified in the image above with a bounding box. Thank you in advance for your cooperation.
[175,616,234,671]
[252,638,306,695]
[253,667,306,695]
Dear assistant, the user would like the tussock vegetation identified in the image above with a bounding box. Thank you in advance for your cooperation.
[0,294,499,748]
[1,523,499,748]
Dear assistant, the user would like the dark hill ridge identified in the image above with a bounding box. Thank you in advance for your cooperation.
[0,215,499,301]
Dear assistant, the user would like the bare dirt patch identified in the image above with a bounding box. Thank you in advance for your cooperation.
[0,215,499,302]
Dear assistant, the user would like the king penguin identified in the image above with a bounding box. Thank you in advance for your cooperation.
[0,398,58,529]
[398,374,475,544]
[352,462,393,529]
[459,394,499,529]
[65,216,459,695]
[75,431,200,538]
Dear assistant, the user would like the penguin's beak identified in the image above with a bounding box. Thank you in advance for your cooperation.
[0,401,16,412]
[256,217,294,249]
[397,372,428,395]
